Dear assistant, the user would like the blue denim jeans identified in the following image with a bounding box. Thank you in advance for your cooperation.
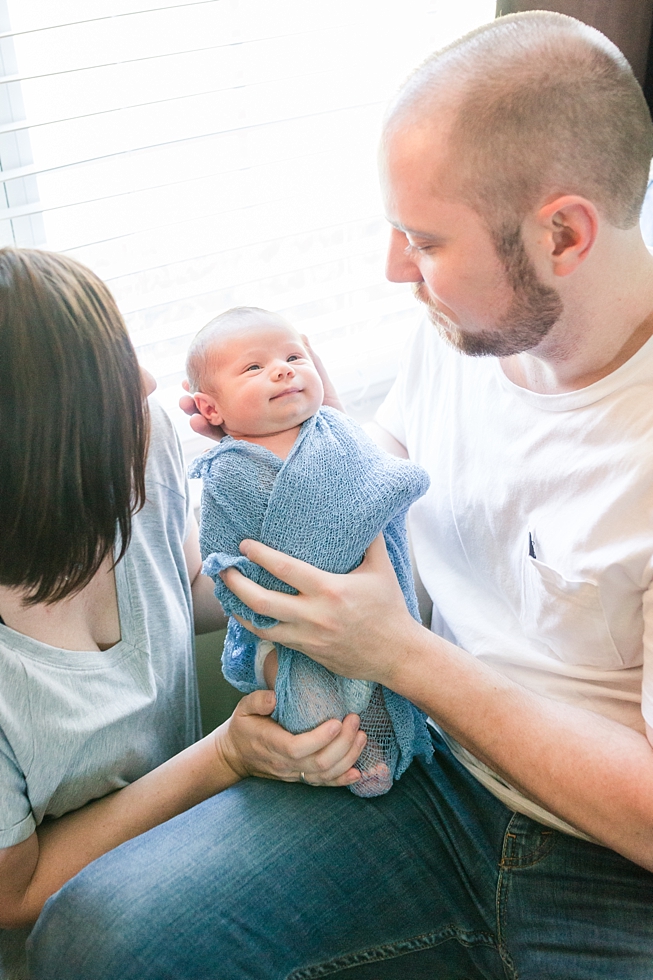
[27,732,653,979]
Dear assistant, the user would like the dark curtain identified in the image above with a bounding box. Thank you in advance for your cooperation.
[495,1,653,89]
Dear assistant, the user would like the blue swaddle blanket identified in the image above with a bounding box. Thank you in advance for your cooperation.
[189,406,432,796]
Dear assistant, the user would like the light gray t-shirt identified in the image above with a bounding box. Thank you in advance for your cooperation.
[0,399,201,979]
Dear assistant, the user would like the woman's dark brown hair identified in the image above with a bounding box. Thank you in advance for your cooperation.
[0,247,149,604]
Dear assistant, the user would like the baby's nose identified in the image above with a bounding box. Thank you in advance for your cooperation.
[273,360,295,378]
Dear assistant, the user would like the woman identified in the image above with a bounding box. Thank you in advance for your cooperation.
[0,248,365,979]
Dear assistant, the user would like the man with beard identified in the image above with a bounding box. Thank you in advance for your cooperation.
[29,11,653,980]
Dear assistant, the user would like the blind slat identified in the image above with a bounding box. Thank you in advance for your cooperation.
[0,0,219,40]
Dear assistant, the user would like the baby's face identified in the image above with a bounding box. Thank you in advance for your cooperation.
[204,320,324,437]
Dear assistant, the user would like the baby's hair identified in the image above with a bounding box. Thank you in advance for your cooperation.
[186,306,284,393]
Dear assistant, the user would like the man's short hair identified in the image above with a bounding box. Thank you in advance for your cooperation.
[0,248,149,605]
[389,11,653,230]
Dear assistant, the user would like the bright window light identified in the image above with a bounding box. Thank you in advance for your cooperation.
[2,0,496,462]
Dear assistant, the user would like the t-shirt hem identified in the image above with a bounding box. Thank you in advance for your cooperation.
[437,727,596,843]
[641,689,653,729]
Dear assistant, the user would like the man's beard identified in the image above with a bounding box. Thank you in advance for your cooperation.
[414,225,564,357]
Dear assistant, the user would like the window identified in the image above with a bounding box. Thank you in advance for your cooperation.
[1,0,495,468]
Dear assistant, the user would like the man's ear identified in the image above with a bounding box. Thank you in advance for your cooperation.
[533,195,599,278]
[192,391,225,426]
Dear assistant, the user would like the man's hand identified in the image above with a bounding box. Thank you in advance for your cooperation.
[300,335,345,412]
[220,535,420,687]
[218,690,367,788]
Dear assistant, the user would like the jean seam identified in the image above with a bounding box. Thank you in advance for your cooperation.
[498,816,556,871]
[285,926,499,979]
[496,813,521,980]
[496,813,560,980]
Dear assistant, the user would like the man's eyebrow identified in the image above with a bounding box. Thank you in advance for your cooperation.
[387,220,444,241]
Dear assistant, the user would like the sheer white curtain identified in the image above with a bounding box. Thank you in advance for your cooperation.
[1,0,495,462]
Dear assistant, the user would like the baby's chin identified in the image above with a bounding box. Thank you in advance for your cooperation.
[224,410,318,440]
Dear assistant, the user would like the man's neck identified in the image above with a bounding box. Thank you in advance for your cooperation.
[501,237,653,394]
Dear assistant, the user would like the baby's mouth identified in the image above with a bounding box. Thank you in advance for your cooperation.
[270,387,302,400]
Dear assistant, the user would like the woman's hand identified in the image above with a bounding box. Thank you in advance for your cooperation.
[220,535,420,688]
[179,379,225,442]
[217,689,367,788]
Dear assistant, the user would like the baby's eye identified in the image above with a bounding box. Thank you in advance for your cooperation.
[287,354,305,362]
[245,363,262,371]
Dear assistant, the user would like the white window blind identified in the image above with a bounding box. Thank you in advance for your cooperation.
[1,0,495,462]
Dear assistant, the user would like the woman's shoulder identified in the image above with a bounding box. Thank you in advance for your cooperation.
[146,397,187,499]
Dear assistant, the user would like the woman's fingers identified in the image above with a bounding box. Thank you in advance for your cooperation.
[234,688,276,718]
[223,694,367,788]
[277,713,366,787]
[303,714,367,786]
[276,716,346,759]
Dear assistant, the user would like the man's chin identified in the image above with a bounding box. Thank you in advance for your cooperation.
[421,303,469,351]
[425,306,456,335]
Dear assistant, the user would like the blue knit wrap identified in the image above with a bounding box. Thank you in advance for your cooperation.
[189,406,432,791]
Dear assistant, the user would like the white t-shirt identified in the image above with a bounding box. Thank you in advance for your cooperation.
[376,315,653,836]
[0,400,200,980]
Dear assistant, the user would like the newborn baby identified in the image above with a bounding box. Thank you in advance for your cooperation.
[187,306,431,797]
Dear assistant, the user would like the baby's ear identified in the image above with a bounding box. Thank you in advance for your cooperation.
[192,391,225,426]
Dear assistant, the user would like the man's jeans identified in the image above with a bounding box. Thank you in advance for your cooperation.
[27,732,653,979]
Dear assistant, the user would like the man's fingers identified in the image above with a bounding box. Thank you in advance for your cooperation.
[238,539,336,593]
[179,392,198,416]
[224,571,301,632]
[359,532,391,570]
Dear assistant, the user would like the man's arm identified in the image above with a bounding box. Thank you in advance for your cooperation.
[363,420,408,458]
[221,535,653,872]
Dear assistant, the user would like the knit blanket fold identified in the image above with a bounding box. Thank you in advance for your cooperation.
[189,406,432,794]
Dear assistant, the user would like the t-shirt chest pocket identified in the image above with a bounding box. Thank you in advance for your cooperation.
[520,552,624,668]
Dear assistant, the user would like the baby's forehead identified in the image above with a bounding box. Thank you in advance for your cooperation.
[210,317,301,353]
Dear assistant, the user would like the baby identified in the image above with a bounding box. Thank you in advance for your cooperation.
[187,306,431,797]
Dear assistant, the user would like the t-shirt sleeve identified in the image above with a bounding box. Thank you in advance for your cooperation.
[147,396,193,540]
[374,311,428,450]
[640,587,653,729]
[374,376,408,449]
[0,727,35,849]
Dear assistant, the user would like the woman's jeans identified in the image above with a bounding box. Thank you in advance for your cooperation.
[27,732,653,979]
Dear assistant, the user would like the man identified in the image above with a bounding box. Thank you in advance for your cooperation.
[29,12,653,979]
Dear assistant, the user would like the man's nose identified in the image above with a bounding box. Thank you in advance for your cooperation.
[385,227,423,284]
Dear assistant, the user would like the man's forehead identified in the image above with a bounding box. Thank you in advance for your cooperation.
[381,113,461,199]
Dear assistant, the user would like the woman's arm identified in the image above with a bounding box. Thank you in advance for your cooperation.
[184,515,228,635]
[0,694,366,928]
